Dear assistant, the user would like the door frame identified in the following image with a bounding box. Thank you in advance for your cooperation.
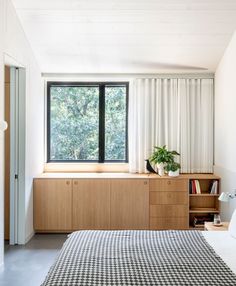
[4,54,26,245]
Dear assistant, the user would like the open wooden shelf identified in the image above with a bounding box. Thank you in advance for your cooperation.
[189,194,219,197]
[189,177,220,230]
[189,208,219,214]
[189,178,220,194]
[189,177,220,229]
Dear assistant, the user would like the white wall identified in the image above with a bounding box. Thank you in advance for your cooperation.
[215,31,236,221]
[0,0,5,268]
[0,0,44,265]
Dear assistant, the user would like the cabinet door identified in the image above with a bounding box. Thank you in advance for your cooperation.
[34,179,72,231]
[150,191,188,205]
[150,217,188,230]
[150,205,188,218]
[72,180,110,230]
[110,179,149,229]
[150,179,188,192]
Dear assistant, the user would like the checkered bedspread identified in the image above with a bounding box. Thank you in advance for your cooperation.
[42,230,236,286]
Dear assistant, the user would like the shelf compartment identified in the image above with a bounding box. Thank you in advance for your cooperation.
[189,179,219,194]
[189,195,219,211]
[189,207,216,229]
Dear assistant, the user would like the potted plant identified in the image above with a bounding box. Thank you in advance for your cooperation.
[149,145,180,176]
[165,161,181,177]
[149,145,173,176]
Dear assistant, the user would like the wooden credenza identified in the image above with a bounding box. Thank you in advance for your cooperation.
[33,174,220,232]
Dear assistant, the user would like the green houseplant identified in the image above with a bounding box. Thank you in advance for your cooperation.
[165,161,181,177]
[149,145,180,176]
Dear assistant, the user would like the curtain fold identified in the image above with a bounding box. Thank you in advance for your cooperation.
[128,78,213,173]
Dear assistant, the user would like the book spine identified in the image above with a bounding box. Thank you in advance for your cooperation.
[193,180,196,194]
[215,181,218,194]
[196,180,201,194]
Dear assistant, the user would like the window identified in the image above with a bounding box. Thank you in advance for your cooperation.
[47,82,128,163]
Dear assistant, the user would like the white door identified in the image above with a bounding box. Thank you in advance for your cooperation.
[9,67,26,245]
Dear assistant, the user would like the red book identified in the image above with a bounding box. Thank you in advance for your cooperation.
[191,181,194,194]
[192,180,196,194]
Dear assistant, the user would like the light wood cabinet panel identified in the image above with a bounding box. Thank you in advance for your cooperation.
[110,179,149,229]
[150,205,188,218]
[150,179,188,192]
[72,179,110,230]
[34,179,72,231]
[150,217,188,230]
[150,191,188,205]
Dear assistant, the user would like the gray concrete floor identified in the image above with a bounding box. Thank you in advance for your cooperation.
[0,234,67,286]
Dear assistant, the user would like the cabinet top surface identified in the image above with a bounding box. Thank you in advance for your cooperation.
[35,173,150,179]
[34,173,220,180]
[204,222,229,231]
[150,174,220,179]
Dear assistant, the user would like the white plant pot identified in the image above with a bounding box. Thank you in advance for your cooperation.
[168,169,180,177]
[157,163,165,176]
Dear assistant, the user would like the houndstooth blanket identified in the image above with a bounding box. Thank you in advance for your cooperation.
[42,230,236,286]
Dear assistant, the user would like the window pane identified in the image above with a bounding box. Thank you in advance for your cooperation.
[105,86,127,161]
[50,86,99,161]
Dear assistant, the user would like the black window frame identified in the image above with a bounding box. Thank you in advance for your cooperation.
[47,81,129,163]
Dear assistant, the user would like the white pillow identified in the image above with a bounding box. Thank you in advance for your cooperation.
[229,209,236,239]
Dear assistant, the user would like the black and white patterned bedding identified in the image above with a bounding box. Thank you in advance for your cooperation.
[42,230,236,286]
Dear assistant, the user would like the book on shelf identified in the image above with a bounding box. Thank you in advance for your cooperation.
[210,180,218,194]
[190,180,201,194]
[191,180,195,194]
[195,180,201,194]
[190,180,195,194]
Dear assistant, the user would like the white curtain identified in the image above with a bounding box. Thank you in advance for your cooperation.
[128,78,213,173]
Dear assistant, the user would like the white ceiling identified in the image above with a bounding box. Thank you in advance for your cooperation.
[11,0,236,73]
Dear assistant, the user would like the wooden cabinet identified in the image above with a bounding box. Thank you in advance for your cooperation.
[149,179,189,230]
[34,179,72,231]
[72,179,110,230]
[33,174,220,232]
[34,178,149,231]
[110,179,149,230]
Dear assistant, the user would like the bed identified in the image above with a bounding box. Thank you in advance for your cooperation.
[203,231,236,274]
[42,230,236,286]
